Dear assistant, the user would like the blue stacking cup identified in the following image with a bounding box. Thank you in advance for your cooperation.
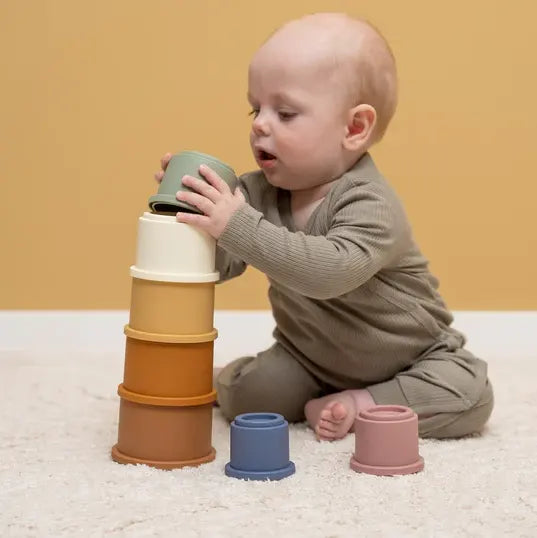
[225,413,296,481]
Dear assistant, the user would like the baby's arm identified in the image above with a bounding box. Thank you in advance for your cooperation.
[218,182,411,298]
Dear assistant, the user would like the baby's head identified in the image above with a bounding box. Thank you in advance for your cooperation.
[248,13,397,190]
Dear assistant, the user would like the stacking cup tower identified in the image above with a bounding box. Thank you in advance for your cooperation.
[111,151,237,470]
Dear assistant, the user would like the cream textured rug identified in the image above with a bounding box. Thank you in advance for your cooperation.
[1,347,536,537]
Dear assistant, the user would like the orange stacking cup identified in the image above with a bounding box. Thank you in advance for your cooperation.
[129,278,215,335]
[122,326,217,397]
[111,386,216,469]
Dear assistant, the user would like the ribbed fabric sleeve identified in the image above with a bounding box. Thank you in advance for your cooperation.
[218,178,409,299]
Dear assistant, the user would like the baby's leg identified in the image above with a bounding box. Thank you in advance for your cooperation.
[215,343,324,423]
[305,344,493,441]
[365,345,493,439]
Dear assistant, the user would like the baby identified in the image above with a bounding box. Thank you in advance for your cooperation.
[155,13,493,440]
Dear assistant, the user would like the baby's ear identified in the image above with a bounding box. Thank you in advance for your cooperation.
[343,104,377,151]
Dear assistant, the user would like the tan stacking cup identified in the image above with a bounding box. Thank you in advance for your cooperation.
[129,278,215,335]
[111,386,216,470]
[122,326,216,397]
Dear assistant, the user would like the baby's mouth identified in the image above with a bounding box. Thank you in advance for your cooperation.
[258,149,277,162]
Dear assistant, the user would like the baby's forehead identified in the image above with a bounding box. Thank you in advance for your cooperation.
[248,54,342,104]
[251,16,368,77]
[249,42,357,101]
[250,45,337,77]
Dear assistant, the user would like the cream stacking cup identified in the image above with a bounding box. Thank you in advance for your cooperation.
[112,151,237,470]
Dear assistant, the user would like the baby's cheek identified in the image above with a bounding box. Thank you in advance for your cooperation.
[288,135,317,156]
[300,138,327,160]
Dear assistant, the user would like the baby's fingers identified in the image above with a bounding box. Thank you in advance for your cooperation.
[160,152,172,171]
[154,152,172,183]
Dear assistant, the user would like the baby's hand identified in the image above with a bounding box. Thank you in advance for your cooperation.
[176,164,245,239]
[154,152,172,183]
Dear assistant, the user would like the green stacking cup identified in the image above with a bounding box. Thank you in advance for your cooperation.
[149,151,238,215]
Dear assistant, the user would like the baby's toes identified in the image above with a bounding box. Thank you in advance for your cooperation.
[315,424,337,441]
[314,409,340,440]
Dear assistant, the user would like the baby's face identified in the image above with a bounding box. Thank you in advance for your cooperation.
[248,48,350,191]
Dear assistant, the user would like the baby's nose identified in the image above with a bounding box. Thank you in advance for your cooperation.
[252,114,270,136]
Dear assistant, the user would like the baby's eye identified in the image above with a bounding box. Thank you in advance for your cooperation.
[248,108,259,118]
[278,111,297,121]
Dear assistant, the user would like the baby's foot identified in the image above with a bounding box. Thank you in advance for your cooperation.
[304,391,357,441]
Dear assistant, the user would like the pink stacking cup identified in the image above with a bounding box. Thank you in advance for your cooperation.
[350,405,424,476]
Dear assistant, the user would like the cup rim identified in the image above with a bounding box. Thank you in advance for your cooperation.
[225,461,295,481]
[358,405,415,422]
[234,413,285,429]
[112,444,216,469]
[350,455,424,476]
[148,193,201,214]
[124,324,218,343]
[130,266,220,283]
[118,383,217,407]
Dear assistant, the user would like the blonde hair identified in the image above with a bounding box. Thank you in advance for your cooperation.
[352,21,398,143]
[328,17,398,144]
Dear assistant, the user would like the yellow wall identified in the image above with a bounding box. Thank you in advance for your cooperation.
[1,0,536,310]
